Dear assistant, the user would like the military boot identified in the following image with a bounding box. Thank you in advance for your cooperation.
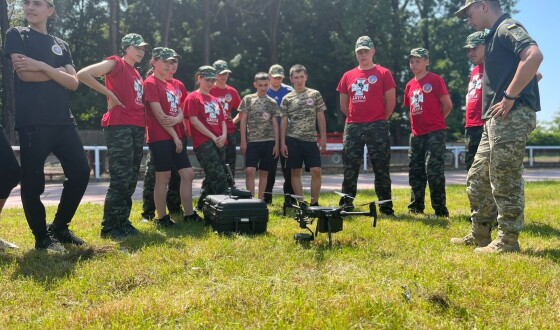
[450,222,492,247]
[474,230,520,254]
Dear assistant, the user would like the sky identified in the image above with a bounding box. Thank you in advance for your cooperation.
[515,1,558,125]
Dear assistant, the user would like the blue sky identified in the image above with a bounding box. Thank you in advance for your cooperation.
[516,1,558,125]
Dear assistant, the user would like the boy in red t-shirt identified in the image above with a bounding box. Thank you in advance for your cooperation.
[210,60,241,178]
[403,48,452,217]
[184,66,230,210]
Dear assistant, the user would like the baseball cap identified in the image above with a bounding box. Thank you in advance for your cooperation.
[409,48,429,59]
[268,64,285,78]
[152,47,177,61]
[121,33,150,50]
[198,66,217,79]
[355,36,375,51]
[464,30,488,48]
[212,60,232,74]
[455,0,499,19]
[45,0,57,20]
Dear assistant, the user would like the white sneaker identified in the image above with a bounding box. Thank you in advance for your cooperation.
[0,238,19,250]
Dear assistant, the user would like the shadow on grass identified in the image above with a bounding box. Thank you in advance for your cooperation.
[523,222,560,238]
[12,245,113,286]
[523,248,560,264]
[387,213,451,229]
[117,222,213,252]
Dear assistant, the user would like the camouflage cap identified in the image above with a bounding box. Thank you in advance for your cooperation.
[152,47,177,61]
[198,65,217,79]
[45,0,57,20]
[212,60,232,74]
[464,30,488,48]
[268,64,285,78]
[409,48,429,59]
[355,36,375,51]
[454,0,498,19]
[121,33,149,50]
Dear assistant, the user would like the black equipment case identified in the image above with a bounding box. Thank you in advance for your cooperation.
[203,195,268,234]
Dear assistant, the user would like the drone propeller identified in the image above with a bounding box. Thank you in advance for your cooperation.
[353,199,393,207]
[333,191,355,199]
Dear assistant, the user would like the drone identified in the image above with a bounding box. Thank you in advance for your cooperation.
[284,191,392,247]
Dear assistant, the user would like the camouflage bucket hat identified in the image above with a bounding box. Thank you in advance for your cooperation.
[152,47,177,61]
[355,36,375,51]
[409,48,429,59]
[212,60,232,74]
[455,0,485,19]
[198,65,217,79]
[268,64,285,78]
[464,30,488,48]
[121,33,150,50]
[45,0,57,20]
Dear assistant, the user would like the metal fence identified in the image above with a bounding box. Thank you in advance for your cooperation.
[11,145,560,181]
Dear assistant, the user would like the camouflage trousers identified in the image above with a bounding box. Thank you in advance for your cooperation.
[341,121,393,213]
[141,150,182,219]
[102,126,145,231]
[467,106,536,234]
[408,129,448,215]
[194,140,229,203]
[226,133,237,178]
[465,126,483,172]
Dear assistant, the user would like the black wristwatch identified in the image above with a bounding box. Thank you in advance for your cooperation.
[503,91,519,101]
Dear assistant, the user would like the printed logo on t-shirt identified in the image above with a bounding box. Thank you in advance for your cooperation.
[262,112,271,120]
[51,45,63,56]
[467,73,483,102]
[218,97,229,112]
[411,89,424,116]
[134,79,143,105]
[368,75,378,84]
[225,94,233,102]
[305,98,315,106]
[204,100,221,124]
[166,89,179,116]
[175,87,182,99]
[351,78,369,103]
[422,84,433,94]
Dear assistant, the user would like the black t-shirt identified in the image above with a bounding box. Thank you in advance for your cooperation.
[4,27,76,129]
[482,14,540,120]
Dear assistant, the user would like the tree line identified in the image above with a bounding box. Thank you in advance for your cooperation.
[1,0,518,145]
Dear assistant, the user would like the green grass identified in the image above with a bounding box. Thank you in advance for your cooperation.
[1,182,559,329]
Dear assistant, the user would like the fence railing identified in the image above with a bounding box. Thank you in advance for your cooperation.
[10,145,560,181]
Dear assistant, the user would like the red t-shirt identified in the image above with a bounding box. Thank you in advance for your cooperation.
[101,56,145,127]
[336,65,396,123]
[144,75,183,143]
[210,85,241,135]
[169,78,190,136]
[184,91,225,149]
[404,72,449,136]
[465,63,485,128]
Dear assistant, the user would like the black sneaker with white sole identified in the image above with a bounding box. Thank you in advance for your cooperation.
[47,224,85,246]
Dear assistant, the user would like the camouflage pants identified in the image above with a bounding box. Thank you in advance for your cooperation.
[341,121,393,213]
[465,126,483,172]
[408,129,448,215]
[102,126,144,231]
[195,140,229,202]
[226,133,237,178]
[467,106,536,234]
[141,150,182,219]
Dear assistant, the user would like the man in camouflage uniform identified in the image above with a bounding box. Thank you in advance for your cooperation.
[239,72,280,198]
[280,65,327,206]
[336,36,396,215]
[452,0,543,253]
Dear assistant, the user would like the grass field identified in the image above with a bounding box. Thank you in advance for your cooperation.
[1,182,559,329]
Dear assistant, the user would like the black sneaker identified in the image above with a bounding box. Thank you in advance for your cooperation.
[183,212,203,223]
[310,202,320,207]
[100,228,128,240]
[35,235,67,253]
[408,208,424,215]
[47,224,85,246]
[156,215,176,227]
[122,222,139,236]
[380,210,396,218]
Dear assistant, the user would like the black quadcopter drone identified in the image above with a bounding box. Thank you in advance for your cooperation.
[283,192,391,247]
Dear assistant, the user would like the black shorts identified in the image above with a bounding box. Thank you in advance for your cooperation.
[245,140,275,171]
[285,136,321,169]
[148,139,191,172]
